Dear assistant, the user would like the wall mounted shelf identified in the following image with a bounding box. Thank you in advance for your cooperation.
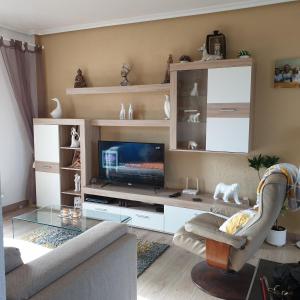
[61,167,81,171]
[90,119,170,127]
[61,190,81,196]
[66,83,170,95]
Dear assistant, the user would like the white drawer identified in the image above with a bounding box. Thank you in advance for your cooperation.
[121,208,164,232]
[83,202,121,215]
[164,205,204,234]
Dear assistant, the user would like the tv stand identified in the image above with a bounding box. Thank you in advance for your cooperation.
[82,183,249,234]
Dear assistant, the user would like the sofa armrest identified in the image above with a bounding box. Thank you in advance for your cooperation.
[6,221,128,300]
[185,216,246,249]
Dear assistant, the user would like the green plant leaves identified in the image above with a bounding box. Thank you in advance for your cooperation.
[248,154,280,171]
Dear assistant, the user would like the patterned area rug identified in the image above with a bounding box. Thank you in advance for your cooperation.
[21,226,169,277]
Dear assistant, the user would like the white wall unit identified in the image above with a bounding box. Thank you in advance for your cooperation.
[35,172,61,207]
[164,205,204,234]
[206,117,250,153]
[34,125,59,163]
[207,66,252,103]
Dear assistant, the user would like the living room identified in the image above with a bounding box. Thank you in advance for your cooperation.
[1,0,300,299]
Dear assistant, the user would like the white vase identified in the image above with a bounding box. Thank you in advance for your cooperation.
[190,82,199,97]
[266,226,287,247]
[164,95,170,120]
[120,103,126,120]
[128,104,133,120]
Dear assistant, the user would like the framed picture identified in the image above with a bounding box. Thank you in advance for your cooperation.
[274,58,300,88]
[206,30,226,59]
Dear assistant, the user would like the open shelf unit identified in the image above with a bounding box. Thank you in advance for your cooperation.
[66,83,170,95]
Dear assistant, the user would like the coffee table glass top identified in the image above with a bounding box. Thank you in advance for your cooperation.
[12,205,131,233]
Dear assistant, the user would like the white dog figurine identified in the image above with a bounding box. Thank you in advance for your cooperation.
[188,141,198,150]
[187,112,200,123]
[213,183,241,204]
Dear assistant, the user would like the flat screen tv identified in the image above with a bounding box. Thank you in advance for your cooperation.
[99,141,165,188]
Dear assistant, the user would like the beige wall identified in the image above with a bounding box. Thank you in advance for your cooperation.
[38,1,300,233]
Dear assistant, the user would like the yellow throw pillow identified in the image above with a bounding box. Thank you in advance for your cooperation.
[219,209,257,235]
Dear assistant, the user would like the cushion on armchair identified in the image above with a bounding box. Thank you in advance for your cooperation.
[219,208,258,235]
[4,247,23,274]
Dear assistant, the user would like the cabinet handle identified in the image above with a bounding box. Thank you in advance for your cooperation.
[136,214,149,219]
[95,208,107,212]
[219,108,238,112]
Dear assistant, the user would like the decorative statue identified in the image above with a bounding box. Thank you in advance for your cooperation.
[74,196,82,209]
[213,183,241,204]
[187,112,200,123]
[198,43,222,61]
[164,95,170,120]
[74,69,87,88]
[128,104,134,120]
[188,141,198,150]
[50,98,62,119]
[74,173,81,192]
[120,103,126,120]
[162,54,173,84]
[70,127,80,148]
[190,82,199,97]
[120,64,131,86]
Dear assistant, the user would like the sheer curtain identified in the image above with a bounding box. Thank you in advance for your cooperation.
[0,37,44,205]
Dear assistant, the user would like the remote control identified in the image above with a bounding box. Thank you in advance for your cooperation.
[169,191,182,198]
[192,197,202,202]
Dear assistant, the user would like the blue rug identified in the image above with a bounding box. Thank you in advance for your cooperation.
[22,226,169,277]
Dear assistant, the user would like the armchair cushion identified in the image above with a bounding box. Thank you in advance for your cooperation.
[219,208,258,235]
[185,213,247,249]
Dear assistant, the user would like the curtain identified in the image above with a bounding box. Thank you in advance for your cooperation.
[0,37,44,205]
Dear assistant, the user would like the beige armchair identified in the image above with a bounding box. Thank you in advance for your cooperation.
[173,173,287,300]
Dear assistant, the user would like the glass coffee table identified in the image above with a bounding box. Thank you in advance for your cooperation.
[12,205,131,238]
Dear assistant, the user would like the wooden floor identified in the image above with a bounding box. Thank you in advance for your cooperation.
[3,207,300,300]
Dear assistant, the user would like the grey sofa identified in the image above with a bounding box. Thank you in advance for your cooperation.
[6,221,137,300]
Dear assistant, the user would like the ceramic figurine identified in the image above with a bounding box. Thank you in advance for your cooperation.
[187,112,200,123]
[128,104,134,120]
[179,55,192,63]
[188,141,198,150]
[198,43,222,61]
[50,98,62,119]
[70,127,80,148]
[120,64,131,86]
[164,95,170,120]
[74,69,87,88]
[213,183,241,204]
[74,196,82,209]
[120,103,126,120]
[190,82,199,97]
[162,54,173,84]
[74,173,81,192]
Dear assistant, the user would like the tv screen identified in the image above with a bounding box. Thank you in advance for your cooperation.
[99,141,165,188]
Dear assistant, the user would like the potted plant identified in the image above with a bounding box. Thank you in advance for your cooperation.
[248,154,287,246]
[266,206,287,247]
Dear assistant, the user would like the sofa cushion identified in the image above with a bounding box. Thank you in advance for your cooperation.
[4,247,23,274]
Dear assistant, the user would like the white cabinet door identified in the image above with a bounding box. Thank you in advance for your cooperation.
[164,205,204,234]
[35,171,61,207]
[206,117,250,153]
[82,202,121,215]
[34,125,60,163]
[207,66,252,103]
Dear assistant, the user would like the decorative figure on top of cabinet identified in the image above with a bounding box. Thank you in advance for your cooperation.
[190,82,199,97]
[164,95,170,120]
[162,54,173,84]
[213,183,241,205]
[74,173,81,192]
[74,69,87,88]
[198,43,222,61]
[50,98,62,119]
[70,127,80,148]
[188,141,198,150]
[120,64,131,86]
[120,103,126,120]
[128,104,134,120]
[187,112,200,123]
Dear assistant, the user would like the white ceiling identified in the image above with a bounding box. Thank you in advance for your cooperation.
[0,0,294,35]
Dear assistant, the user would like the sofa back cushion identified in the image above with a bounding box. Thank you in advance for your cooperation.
[4,247,23,274]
